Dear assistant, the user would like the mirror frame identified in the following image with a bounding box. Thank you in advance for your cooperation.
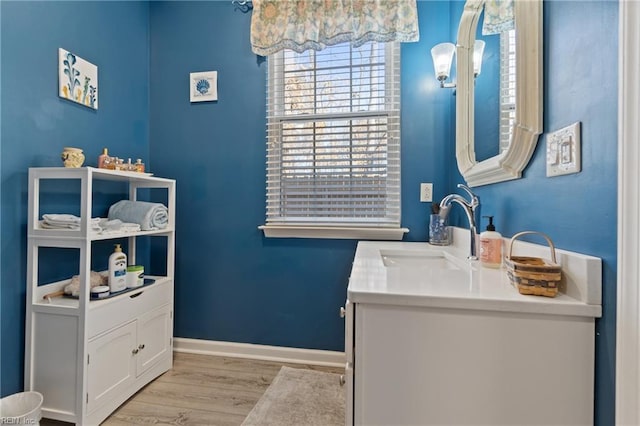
[456,0,543,187]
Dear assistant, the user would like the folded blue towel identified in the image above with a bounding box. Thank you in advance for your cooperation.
[108,200,168,231]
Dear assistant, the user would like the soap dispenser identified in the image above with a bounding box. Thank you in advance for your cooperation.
[479,216,503,268]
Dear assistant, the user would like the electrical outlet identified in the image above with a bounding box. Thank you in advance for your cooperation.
[420,183,433,202]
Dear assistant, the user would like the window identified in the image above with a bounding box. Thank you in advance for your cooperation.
[499,29,516,153]
[261,42,406,240]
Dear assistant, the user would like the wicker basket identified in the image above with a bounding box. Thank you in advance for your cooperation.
[504,231,562,298]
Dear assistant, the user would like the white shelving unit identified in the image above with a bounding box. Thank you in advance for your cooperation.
[24,167,176,425]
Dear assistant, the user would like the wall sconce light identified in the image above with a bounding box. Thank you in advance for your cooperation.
[431,42,456,88]
[430,40,486,88]
[472,40,486,77]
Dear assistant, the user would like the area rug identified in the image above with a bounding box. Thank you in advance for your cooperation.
[241,366,345,426]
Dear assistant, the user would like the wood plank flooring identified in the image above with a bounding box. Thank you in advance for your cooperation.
[40,352,344,426]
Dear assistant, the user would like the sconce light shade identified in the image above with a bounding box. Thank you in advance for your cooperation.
[473,40,486,77]
[430,42,456,82]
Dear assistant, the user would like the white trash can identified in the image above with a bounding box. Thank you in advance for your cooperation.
[0,391,43,425]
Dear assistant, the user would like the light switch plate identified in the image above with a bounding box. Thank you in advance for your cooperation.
[546,122,581,177]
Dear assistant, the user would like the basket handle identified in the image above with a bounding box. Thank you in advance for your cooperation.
[507,231,557,263]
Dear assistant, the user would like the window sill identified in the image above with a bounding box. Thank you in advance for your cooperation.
[258,225,409,240]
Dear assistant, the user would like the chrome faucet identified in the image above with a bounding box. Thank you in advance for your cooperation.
[439,184,480,260]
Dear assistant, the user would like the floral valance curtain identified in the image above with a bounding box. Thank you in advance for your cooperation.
[250,0,419,56]
[482,0,514,35]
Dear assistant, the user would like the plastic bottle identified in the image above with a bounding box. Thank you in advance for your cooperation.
[98,148,109,169]
[108,244,128,292]
[479,216,503,268]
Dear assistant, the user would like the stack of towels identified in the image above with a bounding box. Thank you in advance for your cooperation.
[41,214,101,231]
[40,200,168,234]
[40,214,140,234]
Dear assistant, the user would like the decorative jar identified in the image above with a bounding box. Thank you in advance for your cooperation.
[61,147,85,168]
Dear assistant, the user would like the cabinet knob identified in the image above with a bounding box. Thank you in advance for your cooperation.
[132,348,139,355]
[339,307,346,318]
[138,344,145,350]
[339,375,345,386]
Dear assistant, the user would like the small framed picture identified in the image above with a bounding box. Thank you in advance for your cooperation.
[190,71,218,102]
[59,48,99,109]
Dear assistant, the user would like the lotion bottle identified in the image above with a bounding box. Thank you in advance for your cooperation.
[108,244,127,292]
[479,216,503,268]
[98,148,109,169]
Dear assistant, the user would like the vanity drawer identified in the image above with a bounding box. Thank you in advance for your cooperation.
[87,278,173,338]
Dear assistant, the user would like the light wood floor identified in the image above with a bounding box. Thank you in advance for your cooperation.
[41,352,344,426]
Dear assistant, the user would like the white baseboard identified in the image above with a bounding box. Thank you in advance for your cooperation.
[173,337,345,368]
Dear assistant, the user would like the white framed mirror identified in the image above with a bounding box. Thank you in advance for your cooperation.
[456,0,542,187]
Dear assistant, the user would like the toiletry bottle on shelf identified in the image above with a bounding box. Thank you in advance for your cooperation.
[106,156,117,170]
[108,244,128,292]
[98,148,109,169]
[102,156,112,169]
[479,216,503,268]
[135,159,145,173]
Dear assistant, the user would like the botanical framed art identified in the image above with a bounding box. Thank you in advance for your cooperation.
[58,48,98,110]
[190,71,218,102]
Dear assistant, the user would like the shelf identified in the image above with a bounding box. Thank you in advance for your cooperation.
[34,275,171,310]
[29,225,175,242]
[62,278,158,300]
[30,166,175,185]
[28,166,176,241]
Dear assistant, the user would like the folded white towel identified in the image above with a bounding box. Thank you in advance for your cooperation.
[42,214,82,224]
[108,200,168,231]
[41,214,101,230]
[96,218,141,234]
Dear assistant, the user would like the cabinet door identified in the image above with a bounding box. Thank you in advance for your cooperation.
[87,321,137,414]
[136,303,172,376]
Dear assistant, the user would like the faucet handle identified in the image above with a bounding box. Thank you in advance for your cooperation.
[457,183,475,197]
[457,183,479,207]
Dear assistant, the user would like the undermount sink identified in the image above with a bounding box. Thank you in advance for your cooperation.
[380,249,467,270]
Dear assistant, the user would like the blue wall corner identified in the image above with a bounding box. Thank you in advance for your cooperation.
[0,0,150,396]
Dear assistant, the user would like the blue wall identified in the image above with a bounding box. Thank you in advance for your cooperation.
[0,1,618,424]
[456,2,618,424]
[0,1,150,396]
[148,0,453,348]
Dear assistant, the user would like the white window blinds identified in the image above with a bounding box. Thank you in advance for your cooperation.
[499,29,516,153]
[265,42,401,230]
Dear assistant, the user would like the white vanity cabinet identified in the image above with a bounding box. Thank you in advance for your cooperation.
[24,167,176,425]
[345,240,602,426]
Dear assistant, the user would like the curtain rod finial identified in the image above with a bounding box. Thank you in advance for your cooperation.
[232,0,253,13]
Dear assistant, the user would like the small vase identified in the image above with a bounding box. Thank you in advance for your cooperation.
[61,147,85,168]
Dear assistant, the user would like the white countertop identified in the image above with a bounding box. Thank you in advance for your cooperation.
[348,235,602,318]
